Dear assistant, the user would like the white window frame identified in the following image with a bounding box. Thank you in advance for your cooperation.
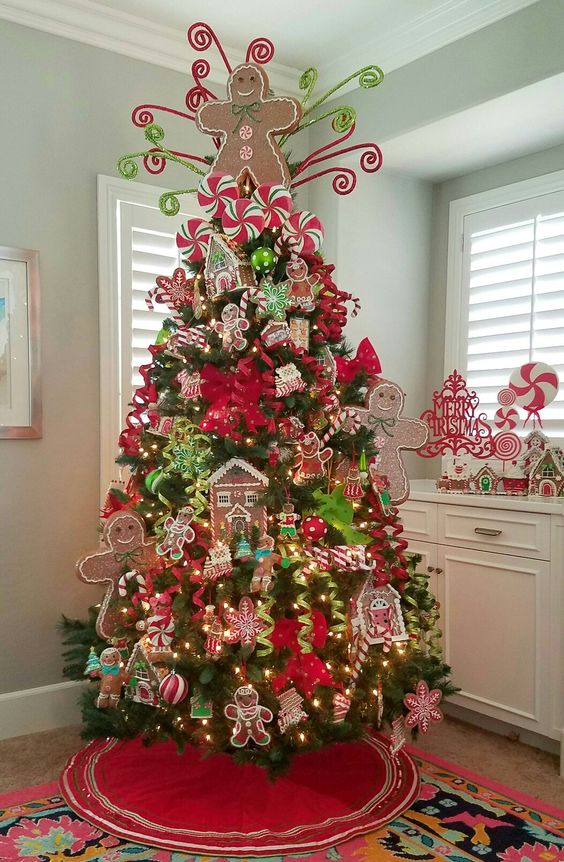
[97,174,203,502]
[445,168,564,377]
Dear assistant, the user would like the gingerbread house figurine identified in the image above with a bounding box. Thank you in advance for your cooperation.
[528,449,564,497]
[208,458,268,541]
[125,640,164,706]
[445,459,471,493]
[523,429,550,471]
[204,234,256,300]
[471,464,499,495]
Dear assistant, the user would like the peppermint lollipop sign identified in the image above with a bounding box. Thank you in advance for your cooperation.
[508,362,559,427]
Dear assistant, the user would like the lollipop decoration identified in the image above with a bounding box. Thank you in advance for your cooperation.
[497,388,516,406]
[279,211,324,256]
[508,362,559,427]
[494,406,518,430]
[251,183,293,229]
[222,199,265,243]
[493,431,522,461]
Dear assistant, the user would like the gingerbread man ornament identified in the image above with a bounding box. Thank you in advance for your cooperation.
[196,63,301,188]
[214,303,249,352]
[354,379,428,505]
[77,511,157,639]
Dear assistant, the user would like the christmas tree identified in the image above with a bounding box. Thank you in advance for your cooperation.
[62,22,454,775]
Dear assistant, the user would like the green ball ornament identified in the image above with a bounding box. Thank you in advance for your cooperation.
[251,246,277,275]
[145,467,163,494]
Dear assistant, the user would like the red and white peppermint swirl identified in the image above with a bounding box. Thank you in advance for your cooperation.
[509,362,559,412]
[251,183,293,229]
[197,172,238,218]
[147,611,175,647]
[497,387,516,406]
[494,406,518,429]
[176,218,211,262]
[221,198,265,243]
[493,431,522,461]
[280,210,324,255]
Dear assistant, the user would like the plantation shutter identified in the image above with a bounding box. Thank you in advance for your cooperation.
[118,201,190,421]
[462,189,564,438]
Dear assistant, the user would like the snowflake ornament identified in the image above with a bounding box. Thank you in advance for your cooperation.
[155,267,194,309]
[255,278,292,321]
[403,679,443,733]
[223,596,265,650]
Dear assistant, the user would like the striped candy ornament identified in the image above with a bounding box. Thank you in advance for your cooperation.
[147,611,175,648]
[494,406,518,429]
[176,218,212,262]
[509,362,559,423]
[279,211,324,255]
[251,183,293,229]
[159,671,189,704]
[197,172,238,218]
[117,569,147,599]
[221,199,265,243]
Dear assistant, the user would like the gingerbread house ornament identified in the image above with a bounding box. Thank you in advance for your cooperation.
[350,579,408,649]
[204,234,256,300]
[125,640,164,706]
[528,449,564,497]
[471,464,499,495]
[208,458,268,541]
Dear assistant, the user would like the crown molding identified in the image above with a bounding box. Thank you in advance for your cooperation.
[0,0,540,97]
[0,0,301,94]
[317,0,540,90]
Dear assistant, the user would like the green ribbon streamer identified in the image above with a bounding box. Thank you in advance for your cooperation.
[315,565,347,634]
[294,565,314,655]
[299,67,318,106]
[231,102,262,132]
[256,596,275,657]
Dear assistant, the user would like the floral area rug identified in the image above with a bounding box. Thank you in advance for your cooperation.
[0,748,562,861]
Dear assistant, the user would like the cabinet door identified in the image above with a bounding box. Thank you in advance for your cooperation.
[438,546,550,735]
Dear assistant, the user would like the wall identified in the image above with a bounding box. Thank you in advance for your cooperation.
[0,20,308,704]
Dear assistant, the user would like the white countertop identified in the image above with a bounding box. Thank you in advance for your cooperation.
[408,479,564,516]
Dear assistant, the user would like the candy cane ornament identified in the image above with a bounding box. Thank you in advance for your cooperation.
[117,569,147,599]
[320,407,361,446]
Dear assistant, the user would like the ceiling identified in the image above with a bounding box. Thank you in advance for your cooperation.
[0,0,540,92]
[381,72,564,182]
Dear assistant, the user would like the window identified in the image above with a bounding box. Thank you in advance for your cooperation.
[217,492,231,506]
[245,492,258,505]
[446,170,564,438]
[98,176,204,499]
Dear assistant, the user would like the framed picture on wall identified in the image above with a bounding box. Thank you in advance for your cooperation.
[0,246,41,438]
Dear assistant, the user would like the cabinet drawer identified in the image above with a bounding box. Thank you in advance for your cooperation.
[438,505,550,560]
[399,501,438,542]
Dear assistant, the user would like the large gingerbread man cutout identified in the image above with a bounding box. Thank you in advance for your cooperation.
[354,379,428,505]
[196,63,301,188]
[77,511,157,639]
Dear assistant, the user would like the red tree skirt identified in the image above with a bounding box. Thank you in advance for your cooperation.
[60,733,419,857]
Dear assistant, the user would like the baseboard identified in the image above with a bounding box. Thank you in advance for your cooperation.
[0,680,85,740]
[444,703,560,757]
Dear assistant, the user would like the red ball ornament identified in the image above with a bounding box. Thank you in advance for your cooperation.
[159,671,188,705]
[301,515,328,542]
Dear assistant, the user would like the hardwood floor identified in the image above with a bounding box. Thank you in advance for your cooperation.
[0,717,562,807]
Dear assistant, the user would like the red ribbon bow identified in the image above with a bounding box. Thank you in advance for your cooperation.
[336,337,382,383]
[199,361,270,439]
[270,611,335,698]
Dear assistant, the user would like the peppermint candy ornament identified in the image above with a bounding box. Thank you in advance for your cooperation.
[494,406,518,430]
[509,362,559,425]
[280,211,324,255]
[176,218,212,263]
[252,183,293,229]
[197,172,238,218]
[159,671,189,705]
[222,199,265,244]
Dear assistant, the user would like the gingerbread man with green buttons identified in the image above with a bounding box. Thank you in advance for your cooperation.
[196,63,301,188]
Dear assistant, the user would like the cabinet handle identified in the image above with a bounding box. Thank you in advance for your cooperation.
[435,568,443,575]
[474,527,502,536]
[427,566,435,573]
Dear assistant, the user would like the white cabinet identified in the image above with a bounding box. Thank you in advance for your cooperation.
[400,483,564,764]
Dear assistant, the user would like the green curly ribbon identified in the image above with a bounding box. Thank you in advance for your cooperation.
[301,65,384,119]
[159,188,197,217]
[256,596,275,657]
[280,106,356,146]
[315,566,347,634]
[293,565,314,654]
[299,67,318,106]
[402,558,443,658]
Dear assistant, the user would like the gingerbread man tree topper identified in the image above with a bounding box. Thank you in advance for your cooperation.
[196,63,301,189]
